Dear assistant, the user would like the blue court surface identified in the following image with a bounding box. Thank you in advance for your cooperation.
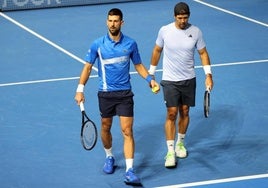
[0,0,268,187]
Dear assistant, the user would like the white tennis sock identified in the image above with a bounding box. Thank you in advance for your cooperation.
[167,140,175,152]
[104,147,113,157]
[177,133,185,144]
[126,158,133,172]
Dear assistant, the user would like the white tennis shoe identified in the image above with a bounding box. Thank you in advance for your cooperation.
[165,151,176,168]
[175,142,187,158]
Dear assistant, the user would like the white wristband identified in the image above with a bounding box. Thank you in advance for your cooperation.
[203,65,212,75]
[76,84,84,93]
[148,65,157,75]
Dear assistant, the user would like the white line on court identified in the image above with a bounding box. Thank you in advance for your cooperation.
[194,0,268,28]
[155,173,268,188]
[0,75,96,87]
[0,12,98,71]
[0,59,267,87]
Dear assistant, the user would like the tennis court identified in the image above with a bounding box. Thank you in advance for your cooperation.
[0,0,268,187]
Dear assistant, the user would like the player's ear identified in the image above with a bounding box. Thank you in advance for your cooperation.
[121,20,124,25]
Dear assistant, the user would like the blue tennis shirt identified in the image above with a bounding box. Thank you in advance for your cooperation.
[85,33,142,92]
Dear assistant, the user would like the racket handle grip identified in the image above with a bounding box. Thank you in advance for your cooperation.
[79,102,85,112]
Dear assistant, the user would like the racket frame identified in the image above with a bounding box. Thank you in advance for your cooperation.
[80,102,97,150]
[204,87,210,118]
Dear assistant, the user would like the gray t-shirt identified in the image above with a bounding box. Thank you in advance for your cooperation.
[156,23,206,81]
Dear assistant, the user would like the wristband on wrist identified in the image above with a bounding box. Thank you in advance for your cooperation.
[145,75,153,83]
[148,65,157,75]
[76,84,84,93]
[203,65,212,75]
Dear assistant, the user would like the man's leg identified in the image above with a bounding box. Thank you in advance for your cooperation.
[120,116,141,185]
[101,117,115,174]
[120,116,134,166]
[176,105,190,158]
[164,107,178,168]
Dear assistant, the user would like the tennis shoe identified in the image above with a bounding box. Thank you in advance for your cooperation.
[124,168,141,185]
[165,151,176,168]
[103,156,115,174]
[175,142,187,158]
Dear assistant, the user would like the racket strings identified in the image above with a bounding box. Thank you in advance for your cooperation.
[82,120,97,150]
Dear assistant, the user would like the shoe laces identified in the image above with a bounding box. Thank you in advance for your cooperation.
[106,156,114,165]
[165,152,174,159]
[126,168,137,179]
[126,168,134,175]
[125,168,140,182]
[177,142,185,150]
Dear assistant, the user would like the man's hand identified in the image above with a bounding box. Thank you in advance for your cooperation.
[75,92,85,105]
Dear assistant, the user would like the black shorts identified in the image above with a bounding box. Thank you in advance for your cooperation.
[160,77,196,107]
[98,90,134,118]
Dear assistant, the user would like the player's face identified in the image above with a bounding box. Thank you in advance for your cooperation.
[174,14,189,29]
[107,15,123,36]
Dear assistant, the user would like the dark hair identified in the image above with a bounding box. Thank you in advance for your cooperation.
[174,2,190,16]
[108,8,123,20]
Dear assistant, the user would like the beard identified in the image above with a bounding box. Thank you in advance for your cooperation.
[179,23,187,29]
[109,27,120,36]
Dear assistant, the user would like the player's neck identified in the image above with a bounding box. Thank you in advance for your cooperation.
[174,22,190,30]
[109,32,121,42]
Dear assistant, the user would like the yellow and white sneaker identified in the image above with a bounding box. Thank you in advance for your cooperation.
[175,142,187,158]
[164,151,176,168]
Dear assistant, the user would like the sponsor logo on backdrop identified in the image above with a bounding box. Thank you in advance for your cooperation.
[2,0,61,9]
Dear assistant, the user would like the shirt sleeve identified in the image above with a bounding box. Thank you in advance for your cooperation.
[130,41,142,65]
[155,26,165,48]
[196,29,206,50]
[84,40,99,64]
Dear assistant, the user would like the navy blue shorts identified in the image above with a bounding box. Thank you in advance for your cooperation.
[160,77,196,107]
[98,90,134,118]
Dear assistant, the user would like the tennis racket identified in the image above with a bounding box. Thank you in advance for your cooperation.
[204,87,210,118]
[79,102,97,150]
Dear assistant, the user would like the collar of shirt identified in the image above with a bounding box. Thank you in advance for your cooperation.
[106,32,124,44]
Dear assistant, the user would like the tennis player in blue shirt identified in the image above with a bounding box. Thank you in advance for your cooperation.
[75,8,159,185]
